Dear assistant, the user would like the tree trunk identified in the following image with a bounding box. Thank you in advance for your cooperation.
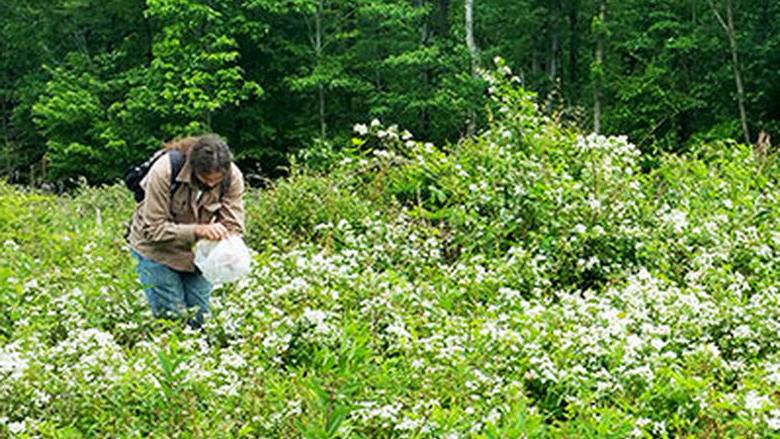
[465,0,479,73]
[726,2,750,144]
[416,0,427,43]
[465,0,479,136]
[1,95,7,177]
[315,0,326,139]
[709,0,750,144]
[417,0,432,136]
[1,93,7,146]
[436,0,450,38]
[532,47,539,76]
[144,5,154,64]
[547,4,561,83]
[568,0,580,91]
[593,0,606,134]
[549,32,559,81]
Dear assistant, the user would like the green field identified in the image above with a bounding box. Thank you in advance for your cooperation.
[2,81,780,437]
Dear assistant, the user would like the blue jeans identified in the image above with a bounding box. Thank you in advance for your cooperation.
[131,249,212,328]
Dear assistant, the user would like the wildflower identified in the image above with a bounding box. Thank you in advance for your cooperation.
[395,418,421,431]
[0,348,28,381]
[745,391,769,412]
[8,420,25,434]
[662,209,688,233]
[767,410,780,430]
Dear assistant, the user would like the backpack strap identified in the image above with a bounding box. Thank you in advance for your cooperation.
[169,149,185,196]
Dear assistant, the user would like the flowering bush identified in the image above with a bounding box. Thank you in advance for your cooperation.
[2,63,780,436]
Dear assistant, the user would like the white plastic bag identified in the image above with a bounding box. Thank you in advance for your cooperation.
[194,235,252,286]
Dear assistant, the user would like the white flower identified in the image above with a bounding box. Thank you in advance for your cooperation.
[386,319,411,341]
[662,209,688,233]
[652,420,667,435]
[370,118,381,128]
[732,325,753,339]
[585,255,599,270]
[573,224,587,234]
[303,308,328,326]
[744,391,769,412]
[23,278,39,291]
[767,410,780,430]
[395,418,420,431]
[221,351,247,370]
[353,123,368,136]
[8,420,25,434]
[626,334,643,351]
[0,348,28,381]
[650,338,666,351]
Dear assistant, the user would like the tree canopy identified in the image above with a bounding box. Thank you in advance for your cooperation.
[1,0,779,183]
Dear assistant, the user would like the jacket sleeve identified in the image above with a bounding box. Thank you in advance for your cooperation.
[139,156,198,245]
[220,163,246,235]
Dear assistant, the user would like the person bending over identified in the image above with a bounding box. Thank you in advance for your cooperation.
[128,134,245,327]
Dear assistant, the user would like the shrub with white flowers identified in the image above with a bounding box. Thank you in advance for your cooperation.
[2,63,780,437]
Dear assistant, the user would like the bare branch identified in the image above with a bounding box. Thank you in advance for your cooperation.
[706,0,729,33]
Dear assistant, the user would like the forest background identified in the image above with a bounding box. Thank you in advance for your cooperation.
[1,0,779,184]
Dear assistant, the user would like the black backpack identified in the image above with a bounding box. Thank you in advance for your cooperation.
[124,149,186,202]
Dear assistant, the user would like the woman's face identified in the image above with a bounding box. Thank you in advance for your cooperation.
[194,170,224,190]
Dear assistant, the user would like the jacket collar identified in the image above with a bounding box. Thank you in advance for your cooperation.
[175,156,193,184]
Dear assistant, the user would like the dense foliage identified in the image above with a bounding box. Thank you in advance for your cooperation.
[2,0,779,183]
[3,70,780,436]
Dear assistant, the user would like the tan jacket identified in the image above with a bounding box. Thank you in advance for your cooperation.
[129,151,245,272]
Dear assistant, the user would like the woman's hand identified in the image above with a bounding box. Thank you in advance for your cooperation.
[195,223,230,241]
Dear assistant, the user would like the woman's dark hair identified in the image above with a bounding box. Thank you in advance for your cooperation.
[190,134,232,175]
